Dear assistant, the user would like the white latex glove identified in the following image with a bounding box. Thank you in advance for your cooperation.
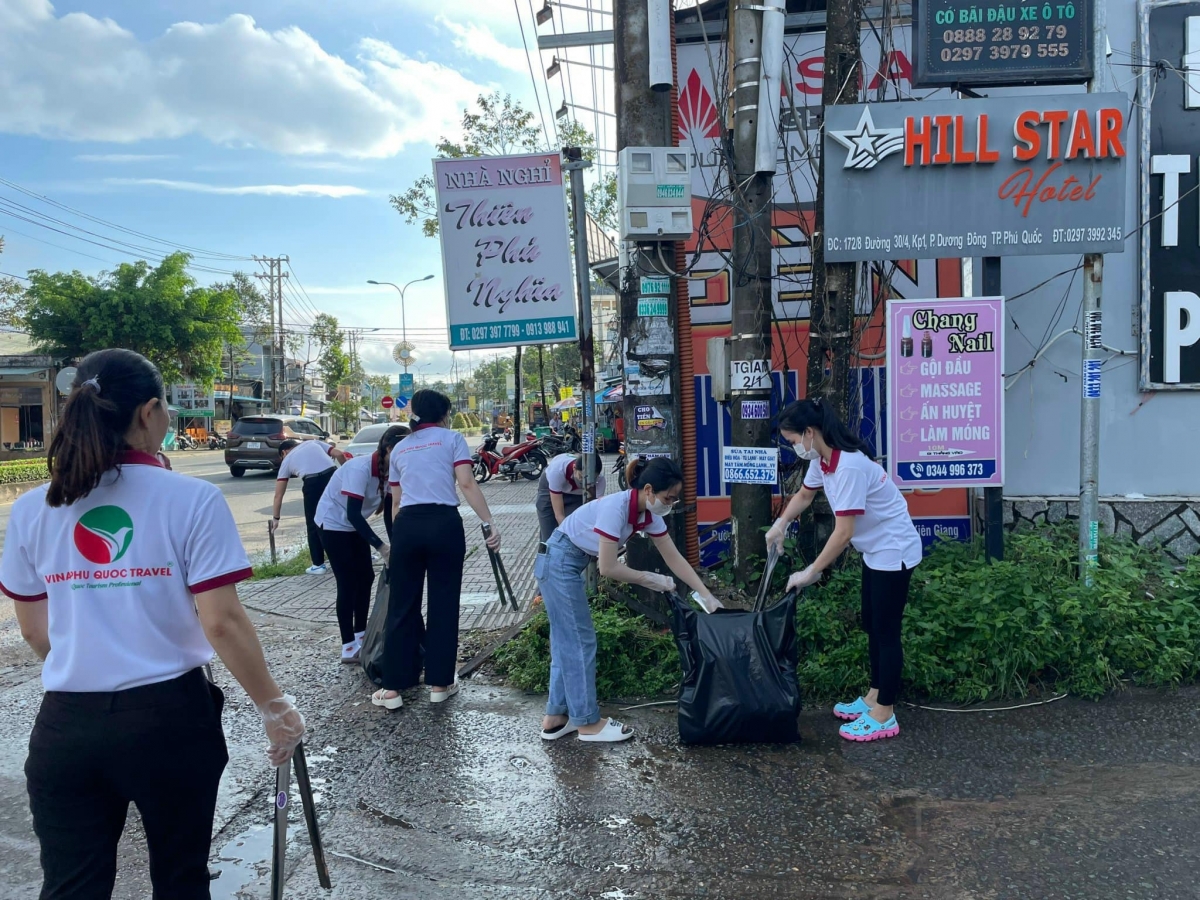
[695,591,724,613]
[786,566,822,591]
[377,543,391,565]
[257,695,306,767]
[484,527,501,551]
[639,571,676,593]
[765,519,788,554]
[268,517,280,534]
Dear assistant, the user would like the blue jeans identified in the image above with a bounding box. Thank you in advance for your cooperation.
[534,531,600,726]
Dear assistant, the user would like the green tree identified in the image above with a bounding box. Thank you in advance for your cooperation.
[586,173,619,233]
[311,313,350,399]
[365,374,392,406]
[14,252,240,384]
[0,238,24,328]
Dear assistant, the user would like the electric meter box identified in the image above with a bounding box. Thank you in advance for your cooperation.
[617,147,693,242]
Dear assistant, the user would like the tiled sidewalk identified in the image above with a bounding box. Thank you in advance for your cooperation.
[239,475,542,633]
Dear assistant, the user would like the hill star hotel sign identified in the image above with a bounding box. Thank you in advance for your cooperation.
[822,93,1128,262]
[435,153,577,351]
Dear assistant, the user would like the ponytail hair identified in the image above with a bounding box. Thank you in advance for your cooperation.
[626,456,684,492]
[777,398,872,457]
[47,349,166,507]
[376,425,409,497]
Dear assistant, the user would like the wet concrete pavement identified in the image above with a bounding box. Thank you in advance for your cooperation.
[3,599,1200,899]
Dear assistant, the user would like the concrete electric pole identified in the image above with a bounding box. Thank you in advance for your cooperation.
[254,256,289,413]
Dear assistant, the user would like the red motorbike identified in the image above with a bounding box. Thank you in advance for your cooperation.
[473,434,548,483]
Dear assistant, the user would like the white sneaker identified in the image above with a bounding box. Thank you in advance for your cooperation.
[306,563,328,576]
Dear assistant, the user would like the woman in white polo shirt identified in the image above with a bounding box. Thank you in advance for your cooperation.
[372,390,500,710]
[535,451,605,541]
[271,437,346,575]
[1,349,304,899]
[315,425,407,664]
[767,398,922,743]
[537,457,720,742]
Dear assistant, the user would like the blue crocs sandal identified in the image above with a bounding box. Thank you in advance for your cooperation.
[833,697,872,721]
[839,713,900,742]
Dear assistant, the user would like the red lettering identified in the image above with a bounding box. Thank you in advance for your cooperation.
[1084,175,1100,199]
[1097,108,1125,158]
[867,50,913,90]
[998,164,1106,217]
[1042,110,1069,159]
[905,116,933,166]
[952,115,975,164]
[796,57,823,96]
[1066,110,1095,159]
[932,115,953,164]
[976,115,1000,163]
[1013,111,1040,161]
[1058,176,1081,199]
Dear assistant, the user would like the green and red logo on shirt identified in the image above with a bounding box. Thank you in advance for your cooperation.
[73,506,135,564]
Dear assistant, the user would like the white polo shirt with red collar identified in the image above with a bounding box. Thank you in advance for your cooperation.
[557,488,668,557]
[803,449,922,571]
[315,452,385,531]
[276,439,336,481]
[388,424,472,508]
[0,450,253,693]
[545,453,606,498]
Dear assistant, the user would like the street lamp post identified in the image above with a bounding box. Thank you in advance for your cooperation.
[367,276,433,373]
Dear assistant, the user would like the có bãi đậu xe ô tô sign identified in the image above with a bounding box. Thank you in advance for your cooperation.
[822,93,1128,263]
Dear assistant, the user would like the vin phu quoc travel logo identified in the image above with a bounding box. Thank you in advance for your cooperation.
[73,506,135,565]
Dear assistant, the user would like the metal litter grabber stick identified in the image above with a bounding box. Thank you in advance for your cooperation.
[293,743,332,889]
[480,524,518,610]
[271,742,333,897]
[753,545,781,612]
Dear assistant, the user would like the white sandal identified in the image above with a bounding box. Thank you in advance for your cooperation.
[430,681,460,703]
[577,718,634,743]
[371,689,403,710]
[540,719,579,741]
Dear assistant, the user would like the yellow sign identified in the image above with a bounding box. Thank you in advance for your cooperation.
[561,411,570,422]
[559,387,575,400]
[212,420,232,435]
[468,395,477,410]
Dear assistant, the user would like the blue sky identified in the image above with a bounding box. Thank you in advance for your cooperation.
[0,0,612,381]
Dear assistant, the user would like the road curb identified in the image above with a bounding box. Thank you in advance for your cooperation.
[0,479,47,505]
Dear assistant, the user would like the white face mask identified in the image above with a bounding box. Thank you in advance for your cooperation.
[793,432,821,461]
[647,495,674,517]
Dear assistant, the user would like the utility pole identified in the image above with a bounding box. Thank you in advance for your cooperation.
[808,0,860,423]
[565,148,596,503]
[1079,0,1107,584]
[254,256,289,413]
[615,0,689,592]
[538,346,549,427]
[514,347,523,439]
[728,0,778,583]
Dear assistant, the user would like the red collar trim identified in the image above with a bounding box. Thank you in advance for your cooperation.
[626,489,652,532]
[565,459,578,491]
[371,451,381,478]
[820,449,841,475]
[120,450,165,468]
[412,423,440,432]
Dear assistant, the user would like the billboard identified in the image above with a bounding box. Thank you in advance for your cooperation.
[1140,2,1200,389]
[886,297,1005,489]
[434,153,577,350]
[823,94,1129,262]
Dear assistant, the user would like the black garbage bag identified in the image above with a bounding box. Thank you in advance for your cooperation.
[670,592,801,745]
[360,568,390,687]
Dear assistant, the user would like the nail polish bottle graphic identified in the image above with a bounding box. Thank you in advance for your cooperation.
[900,316,913,357]
[921,330,934,358]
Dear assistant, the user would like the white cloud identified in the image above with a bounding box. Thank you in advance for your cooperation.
[107,178,370,198]
[75,153,176,163]
[436,15,526,73]
[0,2,488,158]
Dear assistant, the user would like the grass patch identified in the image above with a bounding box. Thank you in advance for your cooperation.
[0,459,49,484]
[498,526,1200,705]
[250,551,312,581]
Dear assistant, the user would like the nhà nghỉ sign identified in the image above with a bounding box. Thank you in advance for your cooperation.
[434,153,577,350]
[823,94,1128,262]
[886,297,1005,488]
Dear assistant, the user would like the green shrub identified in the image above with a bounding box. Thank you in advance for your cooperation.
[0,459,49,484]
[500,526,1200,704]
[250,551,312,581]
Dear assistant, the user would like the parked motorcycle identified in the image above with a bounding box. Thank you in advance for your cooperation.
[208,435,227,451]
[613,442,627,490]
[176,432,197,450]
[474,434,548,482]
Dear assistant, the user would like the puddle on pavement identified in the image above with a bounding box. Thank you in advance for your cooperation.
[209,824,295,900]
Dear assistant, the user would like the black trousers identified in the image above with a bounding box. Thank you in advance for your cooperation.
[534,473,585,542]
[301,468,335,566]
[861,560,914,707]
[384,504,466,690]
[25,668,227,900]
[321,527,374,643]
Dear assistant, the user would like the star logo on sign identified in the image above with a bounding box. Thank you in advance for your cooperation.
[829,108,905,170]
